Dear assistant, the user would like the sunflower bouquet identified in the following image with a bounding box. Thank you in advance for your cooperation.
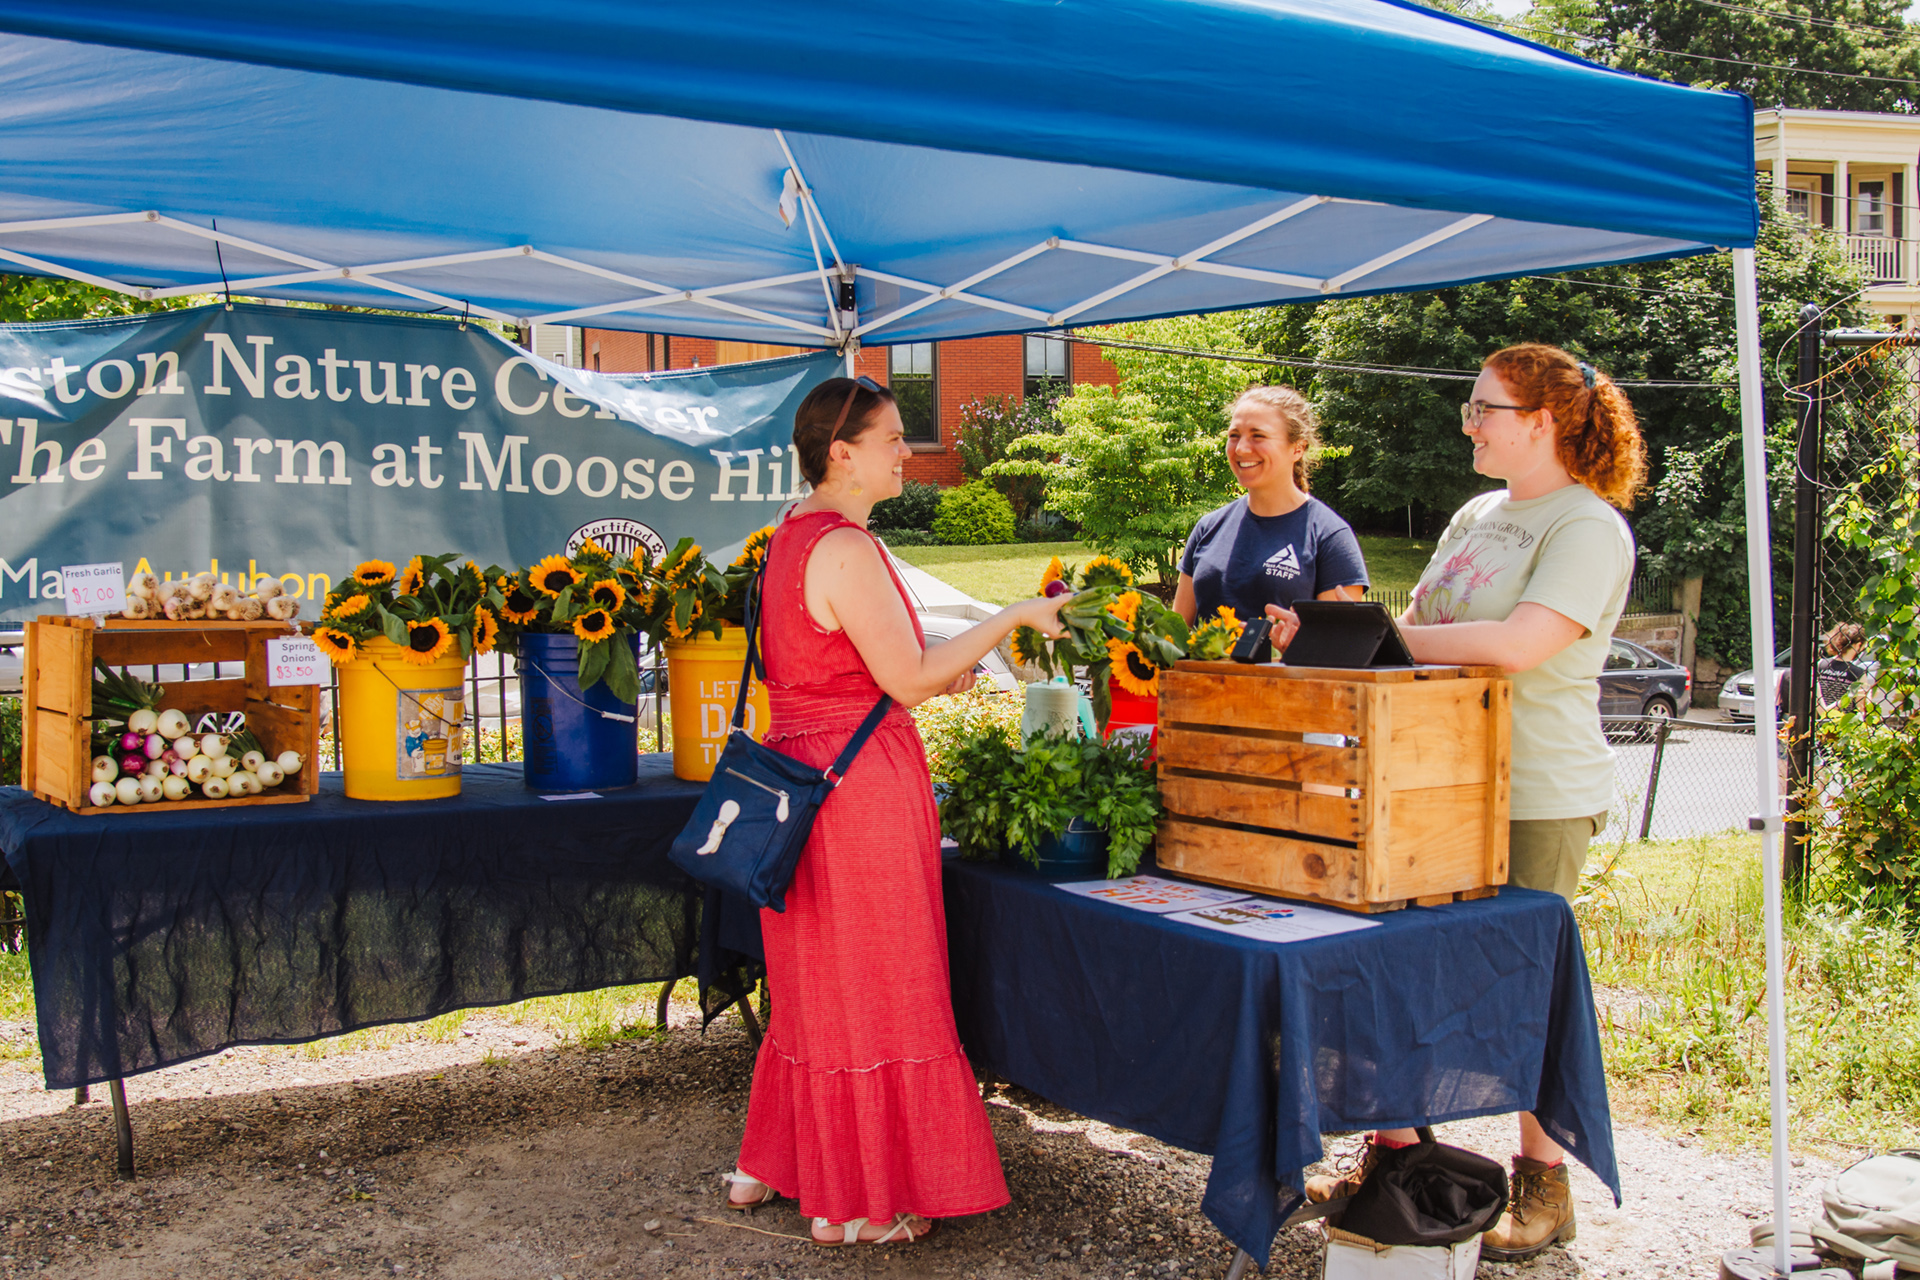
[489,539,654,701]
[635,527,775,647]
[312,553,503,669]
[1009,554,1190,731]
[1184,605,1247,662]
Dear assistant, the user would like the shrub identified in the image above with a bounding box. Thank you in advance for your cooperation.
[869,480,942,532]
[874,528,941,548]
[956,394,1053,523]
[0,696,18,787]
[933,481,1017,545]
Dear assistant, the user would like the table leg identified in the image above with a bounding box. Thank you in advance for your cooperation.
[736,997,763,1049]
[656,980,675,1029]
[74,1085,89,1105]
[109,1077,133,1180]
[1225,1247,1254,1280]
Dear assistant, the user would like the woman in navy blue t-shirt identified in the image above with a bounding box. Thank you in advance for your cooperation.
[1173,386,1369,652]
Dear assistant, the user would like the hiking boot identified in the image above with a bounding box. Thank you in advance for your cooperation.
[1304,1135,1389,1204]
[1481,1156,1576,1262]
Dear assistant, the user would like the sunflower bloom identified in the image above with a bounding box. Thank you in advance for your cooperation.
[500,583,543,624]
[312,626,358,665]
[400,618,455,664]
[732,526,775,569]
[1107,637,1160,696]
[471,605,499,656]
[587,578,625,611]
[666,597,704,640]
[397,556,426,597]
[578,537,609,559]
[531,554,583,597]
[328,593,371,620]
[461,561,487,595]
[665,546,704,584]
[614,565,644,591]
[1039,556,1066,593]
[353,559,395,587]
[1106,591,1142,627]
[1010,625,1049,668]
[573,608,616,642]
[1084,554,1134,587]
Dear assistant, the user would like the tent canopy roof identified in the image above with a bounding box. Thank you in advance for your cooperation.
[0,0,1757,346]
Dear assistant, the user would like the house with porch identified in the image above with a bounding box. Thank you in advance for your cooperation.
[1756,108,1920,325]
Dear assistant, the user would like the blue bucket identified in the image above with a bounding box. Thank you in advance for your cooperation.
[1019,818,1110,878]
[519,631,640,791]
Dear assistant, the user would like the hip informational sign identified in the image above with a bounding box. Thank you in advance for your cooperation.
[1,304,839,625]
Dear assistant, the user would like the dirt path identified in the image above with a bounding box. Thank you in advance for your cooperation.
[0,1010,1839,1280]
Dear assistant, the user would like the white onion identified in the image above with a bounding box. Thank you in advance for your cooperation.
[200,776,229,799]
[144,733,168,759]
[240,750,266,773]
[256,761,285,787]
[92,755,119,783]
[169,756,192,777]
[277,751,305,776]
[144,758,169,779]
[136,775,164,803]
[186,754,214,783]
[200,733,229,759]
[89,780,118,807]
[161,774,191,801]
[156,708,191,739]
[210,754,237,779]
[127,708,158,735]
[231,771,261,796]
[114,776,142,805]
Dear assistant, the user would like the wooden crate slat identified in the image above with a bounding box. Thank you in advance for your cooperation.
[1157,727,1362,789]
[1160,669,1361,738]
[1386,681,1495,790]
[1158,818,1366,906]
[1377,783,1493,899]
[1158,772,1364,842]
[94,628,251,667]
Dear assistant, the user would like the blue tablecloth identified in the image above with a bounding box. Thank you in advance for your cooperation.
[941,859,1620,1267]
[0,758,718,1089]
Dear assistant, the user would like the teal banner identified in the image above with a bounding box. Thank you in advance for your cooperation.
[0,304,838,624]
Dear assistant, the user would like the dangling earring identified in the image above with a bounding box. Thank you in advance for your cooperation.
[849,480,863,496]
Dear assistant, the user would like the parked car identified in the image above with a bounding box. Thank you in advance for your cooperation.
[914,613,1020,694]
[1719,649,1788,722]
[0,631,21,695]
[1599,638,1691,736]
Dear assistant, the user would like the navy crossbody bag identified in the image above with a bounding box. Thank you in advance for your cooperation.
[667,575,892,912]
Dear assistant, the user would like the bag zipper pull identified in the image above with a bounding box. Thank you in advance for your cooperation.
[724,768,792,823]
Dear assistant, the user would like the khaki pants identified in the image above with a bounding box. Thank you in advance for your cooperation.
[1508,813,1607,902]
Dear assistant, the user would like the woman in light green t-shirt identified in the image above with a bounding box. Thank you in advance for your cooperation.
[1339,343,1646,1263]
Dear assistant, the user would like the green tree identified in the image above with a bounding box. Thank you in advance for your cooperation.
[991,388,1235,590]
[954,393,1054,524]
[1245,188,1873,664]
[0,273,198,324]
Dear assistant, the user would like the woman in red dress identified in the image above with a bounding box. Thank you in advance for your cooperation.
[722,376,1068,1247]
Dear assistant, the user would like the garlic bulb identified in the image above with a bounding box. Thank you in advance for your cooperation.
[254,578,284,601]
[187,572,216,602]
[238,596,265,621]
[127,571,158,599]
[122,596,152,620]
[266,595,300,621]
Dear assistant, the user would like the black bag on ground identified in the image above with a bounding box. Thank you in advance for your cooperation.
[1332,1137,1510,1247]
[667,575,890,913]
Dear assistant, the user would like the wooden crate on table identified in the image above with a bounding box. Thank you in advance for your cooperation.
[21,616,321,815]
[1155,661,1511,912]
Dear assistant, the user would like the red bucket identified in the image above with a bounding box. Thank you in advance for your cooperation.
[1104,678,1159,753]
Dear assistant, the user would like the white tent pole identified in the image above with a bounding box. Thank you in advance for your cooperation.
[1732,245,1792,1279]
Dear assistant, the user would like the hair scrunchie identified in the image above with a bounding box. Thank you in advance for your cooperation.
[1577,361,1597,389]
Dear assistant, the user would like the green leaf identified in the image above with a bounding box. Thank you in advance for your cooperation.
[604,638,640,704]
[378,605,408,647]
[577,636,611,692]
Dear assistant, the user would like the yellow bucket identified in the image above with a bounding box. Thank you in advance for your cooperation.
[664,626,769,781]
[336,637,468,800]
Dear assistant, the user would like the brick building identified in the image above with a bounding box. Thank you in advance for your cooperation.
[544,327,1118,487]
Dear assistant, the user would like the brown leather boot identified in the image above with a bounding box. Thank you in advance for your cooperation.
[1481,1156,1576,1261]
[1304,1134,1389,1204]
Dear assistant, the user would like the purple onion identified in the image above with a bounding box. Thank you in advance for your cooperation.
[120,753,146,777]
[1044,578,1072,598]
[144,734,167,759]
[169,757,191,777]
[120,731,145,753]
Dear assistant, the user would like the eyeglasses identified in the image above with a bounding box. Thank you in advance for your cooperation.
[830,375,886,437]
[1460,400,1536,427]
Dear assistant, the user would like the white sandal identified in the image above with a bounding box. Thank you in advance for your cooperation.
[811,1213,935,1247]
[720,1169,778,1212]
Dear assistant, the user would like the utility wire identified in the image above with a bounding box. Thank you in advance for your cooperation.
[1683,0,1918,41]
[1052,332,1737,389]
[1486,13,1920,85]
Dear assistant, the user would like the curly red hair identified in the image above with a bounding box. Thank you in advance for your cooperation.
[1483,344,1647,509]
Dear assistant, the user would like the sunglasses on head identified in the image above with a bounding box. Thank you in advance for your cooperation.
[830,375,886,437]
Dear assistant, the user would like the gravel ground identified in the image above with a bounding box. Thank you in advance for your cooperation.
[0,1007,1841,1280]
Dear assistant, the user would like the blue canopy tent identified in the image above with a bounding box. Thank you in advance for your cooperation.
[0,1,1795,1272]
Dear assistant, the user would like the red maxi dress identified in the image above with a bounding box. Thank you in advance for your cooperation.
[737,510,1010,1225]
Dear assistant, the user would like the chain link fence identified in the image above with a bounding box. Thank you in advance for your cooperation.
[1790,331,1920,882]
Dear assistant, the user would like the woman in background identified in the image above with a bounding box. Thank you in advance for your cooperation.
[1173,385,1368,651]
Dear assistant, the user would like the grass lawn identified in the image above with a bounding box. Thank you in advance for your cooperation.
[891,535,1437,605]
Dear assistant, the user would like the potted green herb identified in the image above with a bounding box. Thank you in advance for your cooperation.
[938,724,1161,878]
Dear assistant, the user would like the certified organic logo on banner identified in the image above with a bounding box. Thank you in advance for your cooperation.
[566,518,667,564]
